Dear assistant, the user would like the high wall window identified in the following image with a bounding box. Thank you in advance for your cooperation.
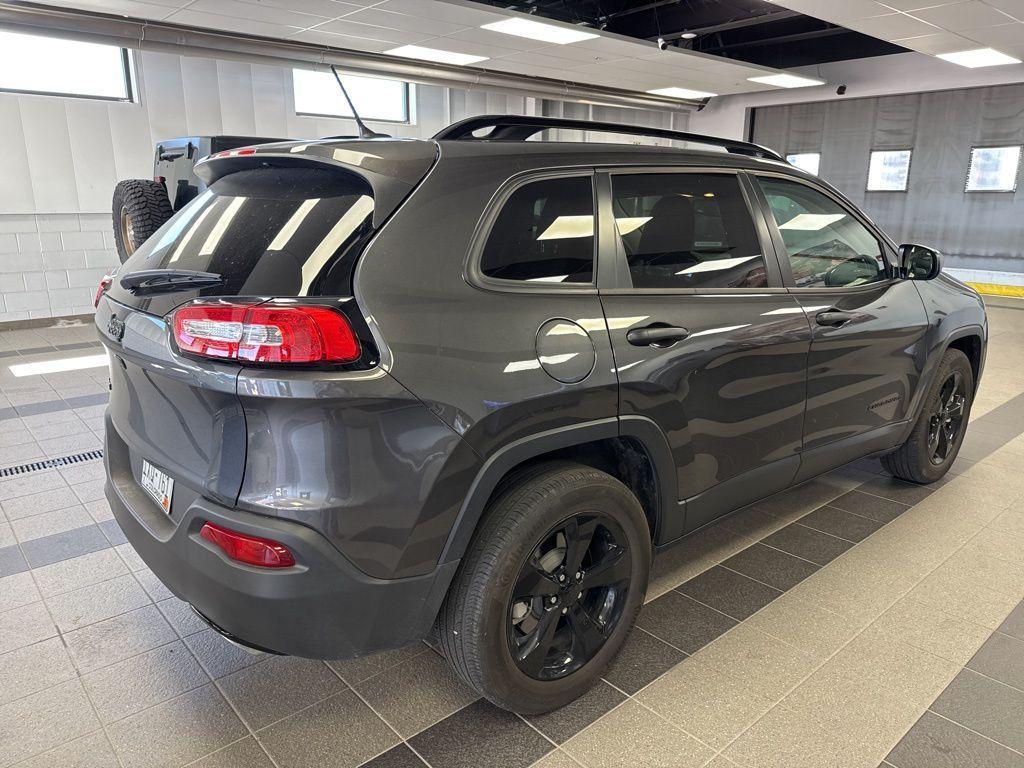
[0,30,133,101]
[786,153,821,175]
[966,145,1021,192]
[867,149,912,192]
[292,69,410,123]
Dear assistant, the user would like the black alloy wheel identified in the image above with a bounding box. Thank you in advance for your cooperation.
[507,513,632,681]
[927,370,968,465]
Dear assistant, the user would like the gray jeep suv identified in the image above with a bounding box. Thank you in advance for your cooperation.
[95,115,987,714]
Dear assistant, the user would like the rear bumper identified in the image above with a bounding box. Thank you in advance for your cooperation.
[104,415,457,659]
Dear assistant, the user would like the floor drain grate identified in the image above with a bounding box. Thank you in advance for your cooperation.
[0,449,104,478]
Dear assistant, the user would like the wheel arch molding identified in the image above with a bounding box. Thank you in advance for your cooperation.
[437,416,678,566]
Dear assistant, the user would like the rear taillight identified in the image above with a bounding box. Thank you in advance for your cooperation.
[199,522,295,568]
[94,275,112,308]
[170,302,360,365]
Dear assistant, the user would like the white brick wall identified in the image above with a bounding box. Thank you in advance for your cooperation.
[0,213,118,322]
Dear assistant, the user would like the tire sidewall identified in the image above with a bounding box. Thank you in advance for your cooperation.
[911,349,974,481]
[473,474,650,712]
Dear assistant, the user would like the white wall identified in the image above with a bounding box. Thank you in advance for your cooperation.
[690,51,1024,140]
[0,47,686,323]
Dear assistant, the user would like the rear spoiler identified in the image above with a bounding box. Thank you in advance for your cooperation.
[194,139,438,228]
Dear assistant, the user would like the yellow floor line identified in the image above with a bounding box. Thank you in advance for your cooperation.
[966,282,1024,297]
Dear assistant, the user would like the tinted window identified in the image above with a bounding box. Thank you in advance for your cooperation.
[481,176,595,284]
[758,177,886,288]
[611,173,766,289]
[119,167,374,315]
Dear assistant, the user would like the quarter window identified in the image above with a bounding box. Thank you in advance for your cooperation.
[758,177,886,289]
[610,173,767,289]
[480,177,595,284]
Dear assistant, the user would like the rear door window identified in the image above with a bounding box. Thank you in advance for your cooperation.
[117,167,374,316]
[610,173,767,289]
[480,176,595,284]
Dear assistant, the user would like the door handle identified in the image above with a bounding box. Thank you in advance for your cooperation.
[815,310,854,327]
[626,325,690,347]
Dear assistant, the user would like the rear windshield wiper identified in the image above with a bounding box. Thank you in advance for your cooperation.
[120,270,224,296]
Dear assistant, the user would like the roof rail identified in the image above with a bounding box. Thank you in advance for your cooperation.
[433,115,784,161]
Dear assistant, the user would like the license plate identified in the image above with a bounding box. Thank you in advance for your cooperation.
[140,460,174,515]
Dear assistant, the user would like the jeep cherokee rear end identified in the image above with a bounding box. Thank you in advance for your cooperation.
[97,137,477,658]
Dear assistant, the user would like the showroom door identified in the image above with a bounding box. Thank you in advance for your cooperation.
[750,173,931,480]
[596,169,812,540]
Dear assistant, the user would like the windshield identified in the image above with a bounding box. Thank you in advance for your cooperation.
[113,166,374,316]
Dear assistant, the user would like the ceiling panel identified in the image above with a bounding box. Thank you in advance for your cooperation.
[772,0,1024,61]
[31,0,811,100]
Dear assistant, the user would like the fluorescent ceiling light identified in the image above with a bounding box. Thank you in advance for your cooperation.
[481,18,599,44]
[677,255,759,275]
[385,45,487,66]
[9,354,107,378]
[936,48,1021,68]
[748,73,824,88]
[647,87,717,100]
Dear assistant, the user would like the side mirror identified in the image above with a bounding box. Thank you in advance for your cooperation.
[899,244,942,280]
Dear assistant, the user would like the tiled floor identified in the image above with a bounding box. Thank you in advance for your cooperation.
[1,299,1023,768]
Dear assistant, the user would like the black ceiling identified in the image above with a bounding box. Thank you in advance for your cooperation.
[471,0,906,68]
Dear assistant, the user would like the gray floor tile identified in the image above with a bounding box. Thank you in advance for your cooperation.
[998,600,1024,641]
[886,711,1024,768]
[409,699,552,768]
[798,505,885,543]
[930,669,1024,752]
[220,656,346,730]
[0,679,100,766]
[12,505,94,543]
[156,596,209,637]
[721,543,819,591]
[676,565,782,621]
[189,737,276,768]
[356,650,479,738]
[31,548,127,597]
[602,627,687,694]
[84,640,209,724]
[63,603,177,673]
[0,544,28,577]
[357,744,429,768]
[97,518,126,545]
[814,488,910,523]
[45,573,150,633]
[184,628,265,679]
[11,729,119,768]
[0,486,78,520]
[967,631,1024,692]
[760,522,854,566]
[106,684,247,768]
[327,644,427,687]
[20,523,109,568]
[0,600,57,655]
[0,636,77,705]
[0,571,40,612]
[857,477,939,506]
[259,689,398,768]
[525,680,626,744]
[637,590,736,654]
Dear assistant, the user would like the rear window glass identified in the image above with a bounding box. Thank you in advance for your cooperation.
[611,173,766,290]
[480,176,595,284]
[122,167,374,312]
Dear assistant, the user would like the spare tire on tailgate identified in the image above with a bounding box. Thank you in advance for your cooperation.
[112,179,173,263]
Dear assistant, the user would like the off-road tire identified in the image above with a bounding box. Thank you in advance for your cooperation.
[881,348,973,484]
[436,461,651,714]
[112,179,173,263]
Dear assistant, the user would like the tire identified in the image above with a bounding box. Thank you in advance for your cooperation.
[881,348,973,484]
[111,179,173,263]
[437,461,651,714]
